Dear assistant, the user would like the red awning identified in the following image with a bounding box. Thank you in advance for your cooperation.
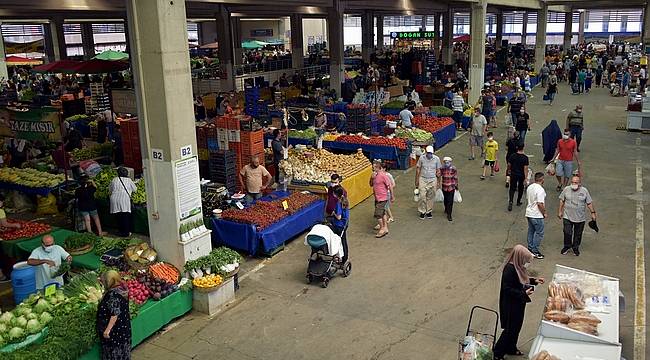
[32,60,83,73]
[70,59,129,74]
[5,56,42,65]
[453,34,470,42]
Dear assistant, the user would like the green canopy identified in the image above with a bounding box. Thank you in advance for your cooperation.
[241,40,269,49]
[93,50,129,61]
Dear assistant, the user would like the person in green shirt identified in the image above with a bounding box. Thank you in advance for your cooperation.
[577,69,587,93]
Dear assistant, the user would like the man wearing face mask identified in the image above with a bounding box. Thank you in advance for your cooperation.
[28,234,72,290]
[558,176,596,256]
[415,145,442,219]
[514,108,530,143]
[566,104,584,152]
[553,129,580,191]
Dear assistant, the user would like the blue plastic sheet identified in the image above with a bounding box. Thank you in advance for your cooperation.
[432,123,456,150]
[321,140,404,161]
[211,199,325,254]
[0,181,57,196]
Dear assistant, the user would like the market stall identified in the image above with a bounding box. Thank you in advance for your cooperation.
[528,264,622,360]
[321,134,411,170]
[13,229,102,270]
[0,221,54,259]
[211,191,325,255]
[411,115,456,150]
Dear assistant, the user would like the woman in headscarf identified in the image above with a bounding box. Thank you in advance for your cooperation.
[541,120,562,163]
[96,270,131,360]
[493,245,544,360]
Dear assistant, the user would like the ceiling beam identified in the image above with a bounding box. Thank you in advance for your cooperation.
[548,4,572,12]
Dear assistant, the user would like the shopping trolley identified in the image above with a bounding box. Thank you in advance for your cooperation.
[458,306,499,360]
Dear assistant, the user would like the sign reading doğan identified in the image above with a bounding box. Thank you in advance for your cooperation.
[9,120,55,133]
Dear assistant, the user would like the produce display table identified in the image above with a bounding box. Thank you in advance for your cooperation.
[264,133,316,147]
[0,227,59,258]
[14,228,101,270]
[432,123,456,150]
[0,181,59,196]
[80,289,193,359]
[211,198,325,255]
[288,164,373,209]
[321,140,410,169]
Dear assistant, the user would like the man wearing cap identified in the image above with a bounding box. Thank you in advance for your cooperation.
[415,145,442,219]
[558,176,597,256]
[566,105,584,152]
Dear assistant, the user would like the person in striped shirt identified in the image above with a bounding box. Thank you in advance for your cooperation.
[451,90,465,130]
[440,156,459,222]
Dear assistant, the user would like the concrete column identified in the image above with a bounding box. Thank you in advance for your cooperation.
[361,11,373,62]
[644,3,650,45]
[563,12,573,53]
[376,14,384,50]
[495,12,503,50]
[328,2,345,98]
[80,22,95,59]
[125,0,211,269]
[434,13,441,57]
[535,4,548,73]
[578,11,585,44]
[521,12,528,45]
[468,0,486,104]
[290,14,304,68]
[42,22,56,63]
[216,6,236,91]
[232,17,243,66]
[0,27,8,82]
[123,20,130,55]
[442,7,453,65]
[48,18,67,60]
[199,21,218,45]
[421,15,427,31]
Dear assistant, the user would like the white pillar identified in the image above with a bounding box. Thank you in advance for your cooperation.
[564,12,573,53]
[578,11,585,44]
[216,6,236,91]
[290,14,304,69]
[328,2,345,97]
[521,12,528,45]
[80,22,95,59]
[126,0,211,269]
[468,0,486,104]
[0,27,8,82]
[442,7,453,65]
[535,4,548,73]
[361,11,373,62]
[376,15,384,50]
[495,12,503,50]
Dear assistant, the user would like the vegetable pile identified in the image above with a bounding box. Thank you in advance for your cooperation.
[430,106,454,116]
[280,148,370,184]
[71,143,113,162]
[121,279,150,305]
[394,128,433,143]
[192,274,223,288]
[0,220,51,241]
[184,246,242,278]
[412,115,455,134]
[0,291,66,347]
[0,168,65,188]
[63,232,97,251]
[149,262,180,284]
[221,192,320,230]
[137,274,178,301]
[336,135,408,150]
[288,128,317,140]
[93,167,147,205]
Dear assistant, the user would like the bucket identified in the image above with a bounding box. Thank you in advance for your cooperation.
[12,261,36,305]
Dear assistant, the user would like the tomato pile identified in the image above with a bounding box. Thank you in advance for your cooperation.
[377,115,398,122]
[336,135,408,150]
[0,220,52,240]
[222,192,320,229]
[346,103,369,110]
[412,115,455,133]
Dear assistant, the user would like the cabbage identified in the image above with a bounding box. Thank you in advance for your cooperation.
[48,296,59,305]
[13,305,31,317]
[39,312,53,325]
[0,334,4,347]
[26,319,41,334]
[26,312,38,320]
[0,311,13,324]
[55,290,66,302]
[34,299,51,314]
[13,315,27,328]
[0,323,7,333]
[8,327,24,341]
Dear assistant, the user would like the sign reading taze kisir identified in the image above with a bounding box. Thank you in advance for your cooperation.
[9,120,56,133]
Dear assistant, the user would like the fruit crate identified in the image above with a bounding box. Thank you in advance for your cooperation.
[240,130,264,145]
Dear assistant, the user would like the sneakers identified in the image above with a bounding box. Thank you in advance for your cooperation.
[532,252,545,259]
[516,201,523,206]
[561,247,571,255]
[447,214,453,221]
[480,176,486,180]
[573,249,580,256]
[426,212,433,219]
[508,202,513,212]
[419,213,426,220]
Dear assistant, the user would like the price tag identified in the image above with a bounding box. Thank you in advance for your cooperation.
[282,200,288,210]
[44,283,57,297]
[151,148,164,162]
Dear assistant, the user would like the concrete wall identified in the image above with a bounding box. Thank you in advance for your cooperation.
[302,18,327,54]
[239,19,290,46]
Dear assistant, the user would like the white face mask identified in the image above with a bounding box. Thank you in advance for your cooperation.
[563,134,570,140]
[42,245,53,253]
[488,137,494,141]
[570,184,580,190]
[523,262,531,268]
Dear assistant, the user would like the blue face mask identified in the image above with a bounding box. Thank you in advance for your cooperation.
[444,161,451,167]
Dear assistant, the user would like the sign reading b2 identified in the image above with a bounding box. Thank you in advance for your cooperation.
[180,145,193,159]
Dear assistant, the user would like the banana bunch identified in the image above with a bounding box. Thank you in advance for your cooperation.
[0,168,65,188]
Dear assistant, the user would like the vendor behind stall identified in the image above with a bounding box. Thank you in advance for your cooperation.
[27,234,71,290]
[271,129,284,183]
[64,125,84,152]
[7,138,29,168]
[239,155,272,202]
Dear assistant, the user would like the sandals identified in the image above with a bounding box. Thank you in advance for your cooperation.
[375,231,388,238]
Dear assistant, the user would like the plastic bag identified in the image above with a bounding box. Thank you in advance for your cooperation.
[545,162,556,176]
[434,188,444,202]
[504,113,512,126]
[493,161,500,173]
[454,190,463,203]
[36,194,58,215]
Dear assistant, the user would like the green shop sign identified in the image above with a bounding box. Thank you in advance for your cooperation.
[390,31,435,39]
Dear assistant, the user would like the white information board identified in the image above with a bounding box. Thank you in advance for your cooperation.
[174,156,202,221]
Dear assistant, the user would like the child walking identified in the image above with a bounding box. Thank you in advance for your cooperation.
[481,131,499,180]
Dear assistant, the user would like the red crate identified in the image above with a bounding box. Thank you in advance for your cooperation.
[216,116,228,129]
[226,116,240,130]
[240,130,264,145]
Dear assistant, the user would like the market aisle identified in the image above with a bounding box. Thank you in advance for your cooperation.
[133,85,646,360]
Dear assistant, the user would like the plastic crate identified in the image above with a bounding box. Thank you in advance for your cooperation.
[240,130,264,145]
[216,116,228,129]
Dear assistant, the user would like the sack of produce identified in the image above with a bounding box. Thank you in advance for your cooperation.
[36,194,58,215]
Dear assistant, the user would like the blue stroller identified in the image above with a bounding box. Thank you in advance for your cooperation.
[305,224,351,288]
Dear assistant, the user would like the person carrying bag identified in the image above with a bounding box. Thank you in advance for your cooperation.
[109,167,137,237]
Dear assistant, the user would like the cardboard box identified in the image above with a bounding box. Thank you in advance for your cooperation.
[387,85,404,98]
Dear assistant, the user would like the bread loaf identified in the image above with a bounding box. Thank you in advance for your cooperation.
[544,310,570,324]
[567,320,598,335]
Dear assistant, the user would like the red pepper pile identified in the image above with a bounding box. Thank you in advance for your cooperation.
[412,115,455,133]
[336,135,408,150]
[0,220,52,241]
[346,103,368,110]
[377,115,398,122]
[222,193,320,229]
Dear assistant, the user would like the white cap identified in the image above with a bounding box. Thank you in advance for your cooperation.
[425,145,434,153]
[443,156,452,162]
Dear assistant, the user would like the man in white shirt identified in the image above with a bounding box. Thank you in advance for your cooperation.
[639,65,648,92]
[525,172,547,259]
[399,105,414,128]
[28,235,71,290]
[469,107,487,160]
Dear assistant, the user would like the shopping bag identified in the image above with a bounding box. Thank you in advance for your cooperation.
[504,113,512,126]
[434,188,444,202]
[545,162,556,176]
[453,190,463,203]
[493,161,500,173]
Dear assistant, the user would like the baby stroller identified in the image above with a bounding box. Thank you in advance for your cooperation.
[305,224,352,288]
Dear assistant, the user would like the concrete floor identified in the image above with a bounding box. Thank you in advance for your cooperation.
[133,84,648,360]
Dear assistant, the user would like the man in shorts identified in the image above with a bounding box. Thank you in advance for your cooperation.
[553,129,581,191]
[469,107,488,160]
[370,160,394,238]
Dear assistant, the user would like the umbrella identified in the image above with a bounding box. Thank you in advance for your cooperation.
[241,40,268,49]
[71,59,129,74]
[93,50,129,61]
[32,60,83,73]
[5,56,42,66]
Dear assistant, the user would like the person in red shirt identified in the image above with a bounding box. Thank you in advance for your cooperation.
[552,129,581,191]
[369,160,394,238]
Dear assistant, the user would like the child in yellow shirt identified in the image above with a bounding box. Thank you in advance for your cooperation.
[481,131,499,180]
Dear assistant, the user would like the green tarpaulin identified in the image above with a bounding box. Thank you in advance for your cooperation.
[93,50,129,61]
[14,228,101,270]
[0,227,60,258]
[241,40,268,49]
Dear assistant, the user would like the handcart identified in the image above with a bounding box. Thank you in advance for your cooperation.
[458,306,499,360]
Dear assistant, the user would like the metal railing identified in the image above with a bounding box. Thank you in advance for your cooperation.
[234,58,293,76]
[234,64,330,91]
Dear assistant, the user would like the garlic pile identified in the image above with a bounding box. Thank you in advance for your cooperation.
[280,149,370,184]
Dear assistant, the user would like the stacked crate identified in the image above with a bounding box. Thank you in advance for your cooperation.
[209,150,238,192]
[85,83,110,113]
[244,87,263,117]
[120,119,142,173]
[346,104,371,134]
